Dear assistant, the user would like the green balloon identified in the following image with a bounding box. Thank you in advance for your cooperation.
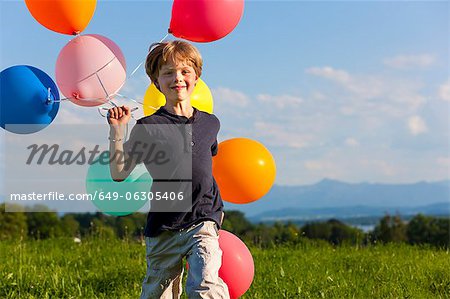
[85,153,152,216]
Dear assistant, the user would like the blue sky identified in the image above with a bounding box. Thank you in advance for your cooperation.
[1,0,449,187]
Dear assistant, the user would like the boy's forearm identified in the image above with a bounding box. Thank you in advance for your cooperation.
[108,126,129,181]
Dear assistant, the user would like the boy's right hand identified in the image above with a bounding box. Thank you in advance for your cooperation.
[107,106,131,126]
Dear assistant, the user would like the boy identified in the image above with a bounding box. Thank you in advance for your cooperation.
[107,40,230,299]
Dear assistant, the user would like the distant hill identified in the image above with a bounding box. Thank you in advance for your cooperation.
[224,179,450,221]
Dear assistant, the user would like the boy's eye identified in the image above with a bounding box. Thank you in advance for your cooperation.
[182,70,190,74]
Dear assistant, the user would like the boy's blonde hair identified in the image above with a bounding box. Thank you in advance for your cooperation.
[145,40,203,84]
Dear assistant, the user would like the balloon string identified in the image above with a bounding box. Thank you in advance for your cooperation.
[159,33,169,43]
[46,87,56,105]
[129,33,170,78]
[115,93,159,111]
[113,33,169,115]
[53,97,72,103]
[129,61,145,78]
[94,71,119,109]
[56,97,109,103]
[95,72,111,100]
[77,56,117,83]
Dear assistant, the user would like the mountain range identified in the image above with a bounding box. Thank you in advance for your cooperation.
[223,179,450,222]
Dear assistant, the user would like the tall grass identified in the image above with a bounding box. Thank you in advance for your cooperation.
[1,238,449,298]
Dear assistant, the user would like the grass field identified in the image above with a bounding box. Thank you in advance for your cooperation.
[1,238,449,298]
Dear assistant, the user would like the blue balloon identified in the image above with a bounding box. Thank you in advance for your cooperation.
[0,65,60,134]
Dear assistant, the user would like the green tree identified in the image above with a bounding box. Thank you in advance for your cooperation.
[60,214,80,237]
[26,205,62,239]
[373,214,407,243]
[90,218,116,239]
[328,219,364,245]
[0,203,28,240]
[222,210,253,236]
[407,214,450,248]
[302,221,332,241]
[244,223,278,248]
[301,219,363,245]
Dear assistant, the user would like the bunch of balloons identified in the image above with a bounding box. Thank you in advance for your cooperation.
[1,0,276,297]
[1,0,101,133]
[1,0,246,133]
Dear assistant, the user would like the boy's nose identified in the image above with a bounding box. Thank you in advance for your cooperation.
[174,71,183,81]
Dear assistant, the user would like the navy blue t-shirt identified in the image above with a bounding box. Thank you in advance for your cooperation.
[124,107,223,237]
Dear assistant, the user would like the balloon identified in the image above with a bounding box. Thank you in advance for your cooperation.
[86,152,152,216]
[185,230,254,299]
[25,0,96,35]
[0,65,59,134]
[56,34,126,107]
[219,230,254,299]
[143,78,213,116]
[213,138,276,204]
[170,0,244,42]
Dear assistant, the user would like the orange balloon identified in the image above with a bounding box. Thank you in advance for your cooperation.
[212,138,276,204]
[25,0,97,35]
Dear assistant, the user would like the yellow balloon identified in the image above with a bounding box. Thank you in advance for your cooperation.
[143,84,166,116]
[143,78,214,116]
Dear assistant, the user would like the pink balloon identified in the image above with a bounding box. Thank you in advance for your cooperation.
[219,230,254,299]
[55,34,126,107]
[170,0,244,43]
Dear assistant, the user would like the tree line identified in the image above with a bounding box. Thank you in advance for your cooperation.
[1,204,448,248]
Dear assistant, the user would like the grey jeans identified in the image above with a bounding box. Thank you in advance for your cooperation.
[140,221,230,299]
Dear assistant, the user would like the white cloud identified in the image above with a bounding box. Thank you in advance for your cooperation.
[383,54,435,69]
[257,94,303,109]
[253,121,312,149]
[306,66,426,116]
[437,157,450,166]
[438,79,450,101]
[345,138,360,147]
[304,160,334,172]
[306,66,351,84]
[209,81,446,185]
[211,87,249,108]
[407,115,428,135]
[306,66,385,99]
[311,91,327,101]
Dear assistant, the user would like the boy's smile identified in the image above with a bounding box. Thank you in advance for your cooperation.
[157,61,198,103]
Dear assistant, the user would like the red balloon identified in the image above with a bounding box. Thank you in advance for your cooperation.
[219,230,254,299]
[170,0,245,42]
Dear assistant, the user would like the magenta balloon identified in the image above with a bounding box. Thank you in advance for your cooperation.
[219,230,254,299]
[170,0,244,43]
[55,34,126,107]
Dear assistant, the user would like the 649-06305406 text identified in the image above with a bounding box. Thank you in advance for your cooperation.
[8,191,186,201]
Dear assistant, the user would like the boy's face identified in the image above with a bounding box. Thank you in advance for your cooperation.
[156,60,198,104]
